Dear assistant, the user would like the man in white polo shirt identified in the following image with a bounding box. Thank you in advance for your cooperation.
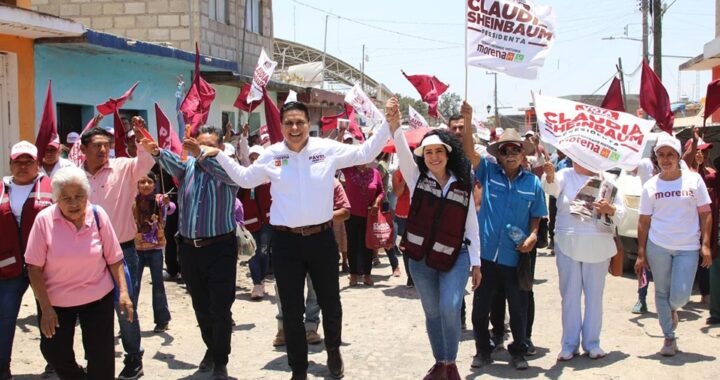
[201,100,394,380]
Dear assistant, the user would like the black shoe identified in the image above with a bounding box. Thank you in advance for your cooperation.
[153,323,169,333]
[290,372,308,380]
[490,332,504,351]
[327,348,344,378]
[199,351,214,372]
[526,340,536,356]
[42,363,55,378]
[211,364,228,380]
[510,355,529,370]
[341,263,349,273]
[470,352,493,368]
[118,357,143,380]
[707,317,720,325]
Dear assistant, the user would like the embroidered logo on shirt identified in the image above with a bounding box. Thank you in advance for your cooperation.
[274,154,290,167]
[309,154,326,164]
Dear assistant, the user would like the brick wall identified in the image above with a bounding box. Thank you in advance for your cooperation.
[31,0,274,72]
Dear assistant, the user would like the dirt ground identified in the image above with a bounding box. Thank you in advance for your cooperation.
[10,247,720,379]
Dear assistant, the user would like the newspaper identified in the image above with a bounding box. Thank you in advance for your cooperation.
[569,176,618,233]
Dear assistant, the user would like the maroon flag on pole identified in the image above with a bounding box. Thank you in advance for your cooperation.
[601,77,626,112]
[639,61,674,134]
[180,44,216,137]
[233,83,263,113]
[68,117,99,166]
[113,111,128,158]
[402,70,449,118]
[703,79,720,127]
[96,82,139,116]
[261,89,283,144]
[36,80,57,164]
[320,105,365,142]
[155,103,182,155]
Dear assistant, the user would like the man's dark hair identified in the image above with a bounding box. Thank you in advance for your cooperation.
[198,125,224,144]
[280,101,310,121]
[81,127,113,146]
[143,171,158,183]
[448,114,463,124]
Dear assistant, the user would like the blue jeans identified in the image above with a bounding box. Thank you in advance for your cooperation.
[275,275,321,331]
[137,249,171,325]
[0,275,29,368]
[250,225,273,285]
[118,243,143,360]
[646,239,699,339]
[409,249,470,362]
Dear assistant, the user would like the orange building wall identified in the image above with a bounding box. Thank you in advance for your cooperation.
[17,0,31,9]
[0,34,35,142]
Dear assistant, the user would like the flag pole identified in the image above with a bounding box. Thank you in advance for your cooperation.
[159,166,167,194]
[464,3,468,100]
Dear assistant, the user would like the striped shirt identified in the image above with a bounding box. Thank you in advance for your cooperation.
[155,149,239,239]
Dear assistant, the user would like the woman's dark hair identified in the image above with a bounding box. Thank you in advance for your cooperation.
[414,129,472,185]
[280,101,310,121]
[80,127,113,146]
[142,171,158,183]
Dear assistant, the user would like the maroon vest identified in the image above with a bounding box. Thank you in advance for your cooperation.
[239,183,272,233]
[0,175,53,279]
[402,173,471,271]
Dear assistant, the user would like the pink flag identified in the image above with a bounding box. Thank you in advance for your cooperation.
[155,103,182,155]
[402,70,449,118]
[233,83,263,113]
[601,77,626,112]
[704,79,720,127]
[261,89,283,144]
[113,111,128,158]
[320,105,365,142]
[68,117,98,166]
[639,61,674,134]
[180,44,216,137]
[96,82,139,116]
[36,80,57,164]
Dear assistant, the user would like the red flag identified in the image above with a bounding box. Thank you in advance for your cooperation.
[96,82,139,116]
[402,70,449,118]
[233,83,263,113]
[639,61,674,134]
[36,80,57,164]
[601,77,626,112]
[703,79,720,127]
[180,44,216,137]
[320,104,365,142]
[261,89,283,144]
[155,103,182,155]
[113,111,128,158]
[68,117,98,166]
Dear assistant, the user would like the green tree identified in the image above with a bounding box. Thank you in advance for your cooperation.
[438,92,462,120]
[395,93,429,123]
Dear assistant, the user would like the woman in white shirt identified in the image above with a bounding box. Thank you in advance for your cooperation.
[636,133,712,356]
[541,161,625,361]
[389,107,481,379]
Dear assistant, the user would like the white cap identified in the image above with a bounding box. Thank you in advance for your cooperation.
[223,143,236,156]
[413,134,453,156]
[66,132,80,144]
[49,135,61,148]
[248,145,264,157]
[523,130,535,137]
[126,129,136,139]
[11,141,38,160]
[101,125,114,135]
[654,133,681,156]
[343,131,354,141]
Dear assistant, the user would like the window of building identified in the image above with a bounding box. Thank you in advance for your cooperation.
[56,103,88,144]
[245,0,263,35]
[209,0,229,24]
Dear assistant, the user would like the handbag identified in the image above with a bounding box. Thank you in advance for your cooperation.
[92,205,134,304]
[236,224,257,256]
[365,210,394,250]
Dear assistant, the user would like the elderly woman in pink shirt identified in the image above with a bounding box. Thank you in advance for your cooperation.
[24,166,133,379]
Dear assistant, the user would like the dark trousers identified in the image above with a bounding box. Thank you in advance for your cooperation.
[697,264,710,296]
[272,228,343,375]
[549,197,558,241]
[179,235,238,366]
[39,291,115,380]
[346,215,372,275]
[164,211,180,276]
[527,250,537,339]
[489,250,537,340]
[472,259,529,356]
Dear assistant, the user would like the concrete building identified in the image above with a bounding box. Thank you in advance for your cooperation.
[31,0,274,75]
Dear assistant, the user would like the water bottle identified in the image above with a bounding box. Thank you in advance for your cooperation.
[507,224,526,245]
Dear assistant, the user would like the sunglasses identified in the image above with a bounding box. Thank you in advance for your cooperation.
[499,146,523,156]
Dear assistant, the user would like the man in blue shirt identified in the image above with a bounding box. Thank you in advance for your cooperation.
[461,104,548,370]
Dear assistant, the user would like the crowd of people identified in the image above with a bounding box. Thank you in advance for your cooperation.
[1,97,719,380]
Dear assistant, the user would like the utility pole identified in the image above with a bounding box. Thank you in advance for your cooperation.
[652,0,662,79]
[641,0,649,64]
[617,57,628,111]
[486,72,500,129]
[361,44,366,92]
[322,14,329,88]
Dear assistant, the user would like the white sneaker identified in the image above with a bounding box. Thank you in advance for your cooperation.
[250,284,265,300]
[588,348,607,359]
[556,351,575,361]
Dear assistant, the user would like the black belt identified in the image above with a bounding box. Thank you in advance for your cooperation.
[180,231,236,248]
[273,221,333,236]
[120,240,135,250]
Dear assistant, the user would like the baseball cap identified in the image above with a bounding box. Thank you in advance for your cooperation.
[654,133,681,156]
[343,131,354,141]
[248,145,265,157]
[66,132,80,144]
[48,135,61,148]
[523,130,536,138]
[11,141,38,160]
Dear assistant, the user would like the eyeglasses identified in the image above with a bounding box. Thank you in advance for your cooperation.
[499,146,523,156]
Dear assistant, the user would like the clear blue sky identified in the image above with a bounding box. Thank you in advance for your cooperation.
[273,0,714,118]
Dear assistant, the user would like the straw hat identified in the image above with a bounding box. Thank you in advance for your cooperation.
[486,129,534,157]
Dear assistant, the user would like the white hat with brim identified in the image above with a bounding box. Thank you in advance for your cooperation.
[654,133,681,156]
[413,134,453,157]
[487,129,534,157]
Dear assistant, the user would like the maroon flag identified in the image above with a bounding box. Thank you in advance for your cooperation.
[68,117,99,166]
[320,105,365,142]
[402,70,449,118]
[601,77,626,112]
[180,44,216,137]
[261,89,283,144]
[155,103,182,155]
[233,83,263,113]
[36,80,57,164]
[704,79,720,127]
[96,82,139,116]
[639,61,674,134]
[113,111,128,158]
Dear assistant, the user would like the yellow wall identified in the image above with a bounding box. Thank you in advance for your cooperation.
[17,0,31,9]
[0,34,35,142]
